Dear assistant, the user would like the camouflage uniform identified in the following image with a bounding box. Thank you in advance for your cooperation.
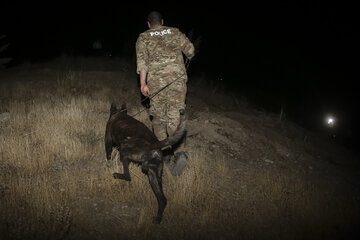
[136,24,194,142]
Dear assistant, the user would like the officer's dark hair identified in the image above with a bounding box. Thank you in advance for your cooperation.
[147,11,162,25]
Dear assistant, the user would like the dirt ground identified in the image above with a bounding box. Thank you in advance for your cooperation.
[1,58,360,239]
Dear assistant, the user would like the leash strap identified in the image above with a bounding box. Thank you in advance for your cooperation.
[144,58,191,103]
[121,58,191,117]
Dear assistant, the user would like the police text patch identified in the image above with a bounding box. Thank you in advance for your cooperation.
[150,29,172,37]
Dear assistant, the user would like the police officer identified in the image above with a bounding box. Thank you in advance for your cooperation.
[136,11,195,175]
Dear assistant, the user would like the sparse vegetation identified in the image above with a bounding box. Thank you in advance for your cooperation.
[1,58,359,239]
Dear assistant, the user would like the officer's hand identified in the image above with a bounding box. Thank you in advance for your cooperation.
[141,84,150,97]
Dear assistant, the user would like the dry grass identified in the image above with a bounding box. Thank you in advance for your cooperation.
[1,65,359,240]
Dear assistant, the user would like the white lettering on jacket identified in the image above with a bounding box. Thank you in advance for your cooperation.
[150,29,172,37]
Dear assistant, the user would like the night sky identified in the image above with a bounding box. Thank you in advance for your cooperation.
[1,1,359,151]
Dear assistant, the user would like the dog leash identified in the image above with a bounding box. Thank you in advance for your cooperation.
[121,58,192,117]
[144,58,191,102]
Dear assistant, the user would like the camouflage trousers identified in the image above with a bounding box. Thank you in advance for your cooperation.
[147,65,187,148]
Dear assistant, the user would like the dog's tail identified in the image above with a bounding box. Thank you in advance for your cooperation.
[154,109,187,150]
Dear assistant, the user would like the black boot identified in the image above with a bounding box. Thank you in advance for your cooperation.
[171,151,188,176]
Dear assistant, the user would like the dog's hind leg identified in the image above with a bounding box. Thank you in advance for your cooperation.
[147,163,167,224]
[113,156,131,181]
[151,150,164,193]
[157,162,164,195]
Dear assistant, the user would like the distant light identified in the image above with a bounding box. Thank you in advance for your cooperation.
[325,115,336,127]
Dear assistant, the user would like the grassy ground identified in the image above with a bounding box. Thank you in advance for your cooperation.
[1,58,360,239]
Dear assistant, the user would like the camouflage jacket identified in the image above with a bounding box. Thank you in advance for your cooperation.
[136,25,195,74]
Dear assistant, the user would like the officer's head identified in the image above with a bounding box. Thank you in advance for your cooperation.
[147,11,163,28]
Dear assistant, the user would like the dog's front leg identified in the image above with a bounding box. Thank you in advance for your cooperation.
[113,158,131,181]
[141,160,149,174]
[104,131,113,166]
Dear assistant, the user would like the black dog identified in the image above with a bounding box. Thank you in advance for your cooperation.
[105,102,186,223]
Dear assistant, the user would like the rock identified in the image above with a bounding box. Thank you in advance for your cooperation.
[264,158,274,164]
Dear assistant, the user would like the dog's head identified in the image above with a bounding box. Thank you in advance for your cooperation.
[110,102,127,116]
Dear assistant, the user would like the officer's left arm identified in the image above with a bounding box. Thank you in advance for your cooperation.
[179,32,195,59]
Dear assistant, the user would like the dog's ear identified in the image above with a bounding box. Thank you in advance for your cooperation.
[110,102,117,115]
[120,103,127,114]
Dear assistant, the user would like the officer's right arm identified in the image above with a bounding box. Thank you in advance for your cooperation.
[136,35,150,96]
[139,69,150,96]
[136,34,148,74]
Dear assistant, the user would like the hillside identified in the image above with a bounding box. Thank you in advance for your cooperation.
[1,57,360,240]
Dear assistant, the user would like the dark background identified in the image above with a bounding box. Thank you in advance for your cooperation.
[1,1,359,152]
